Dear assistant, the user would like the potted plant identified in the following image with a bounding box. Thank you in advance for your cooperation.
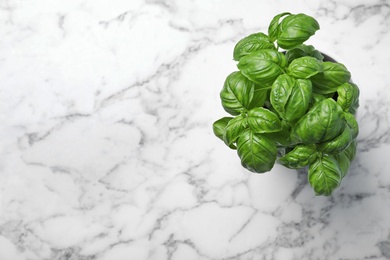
[212,12,359,196]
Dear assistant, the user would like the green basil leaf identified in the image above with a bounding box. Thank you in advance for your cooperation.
[343,139,357,161]
[247,107,282,133]
[224,115,247,147]
[270,74,295,117]
[350,99,360,116]
[213,117,233,141]
[336,82,360,114]
[220,71,255,115]
[263,121,291,146]
[268,12,291,42]
[335,152,350,178]
[344,112,359,139]
[233,32,275,61]
[212,117,236,149]
[249,87,268,109]
[291,98,345,144]
[278,144,317,169]
[285,44,324,63]
[318,125,353,154]
[237,129,277,173]
[284,79,312,123]
[287,56,323,79]
[312,93,326,104]
[308,155,342,196]
[311,62,351,94]
[270,75,312,123]
[277,13,320,50]
[237,49,288,86]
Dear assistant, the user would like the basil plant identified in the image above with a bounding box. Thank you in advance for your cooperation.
[213,12,359,196]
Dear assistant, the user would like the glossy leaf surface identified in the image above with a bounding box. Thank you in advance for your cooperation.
[271,75,312,123]
[237,129,277,173]
[278,144,317,169]
[247,107,282,133]
[343,140,357,161]
[344,112,359,139]
[335,152,350,178]
[311,62,351,94]
[337,82,360,114]
[220,71,255,115]
[285,44,324,63]
[249,87,268,109]
[237,49,288,86]
[291,98,345,144]
[308,155,342,196]
[287,56,323,79]
[213,117,236,149]
[224,115,247,147]
[277,13,320,49]
[233,33,275,61]
[263,121,291,146]
[268,12,291,42]
[319,125,353,154]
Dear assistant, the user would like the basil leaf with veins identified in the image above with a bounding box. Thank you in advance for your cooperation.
[276,13,320,50]
[308,155,342,196]
[337,82,360,114]
[224,115,247,147]
[287,56,323,79]
[271,74,312,123]
[285,44,324,63]
[212,117,236,149]
[233,32,275,61]
[247,107,282,133]
[278,144,317,169]
[220,71,256,116]
[290,98,345,144]
[237,129,277,173]
[268,12,291,42]
[311,62,351,94]
[237,49,288,86]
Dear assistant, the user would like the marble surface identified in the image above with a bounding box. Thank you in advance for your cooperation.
[1,0,390,259]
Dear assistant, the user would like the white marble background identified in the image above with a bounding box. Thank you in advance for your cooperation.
[1,0,390,259]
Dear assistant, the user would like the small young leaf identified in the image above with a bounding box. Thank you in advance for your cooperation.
[278,144,317,169]
[277,13,320,50]
[311,62,351,94]
[212,117,236,149]
[237,129,277,173]
[224,115,247,147]
[268,12,291,42]
[237,49,288,86]
[233,32,275,61]
[290,98,345,144]
[285,44,324,63]
[308,155,342,196]
[287,56,323,79]
[337,82,360,113]
[247,107,282,133]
